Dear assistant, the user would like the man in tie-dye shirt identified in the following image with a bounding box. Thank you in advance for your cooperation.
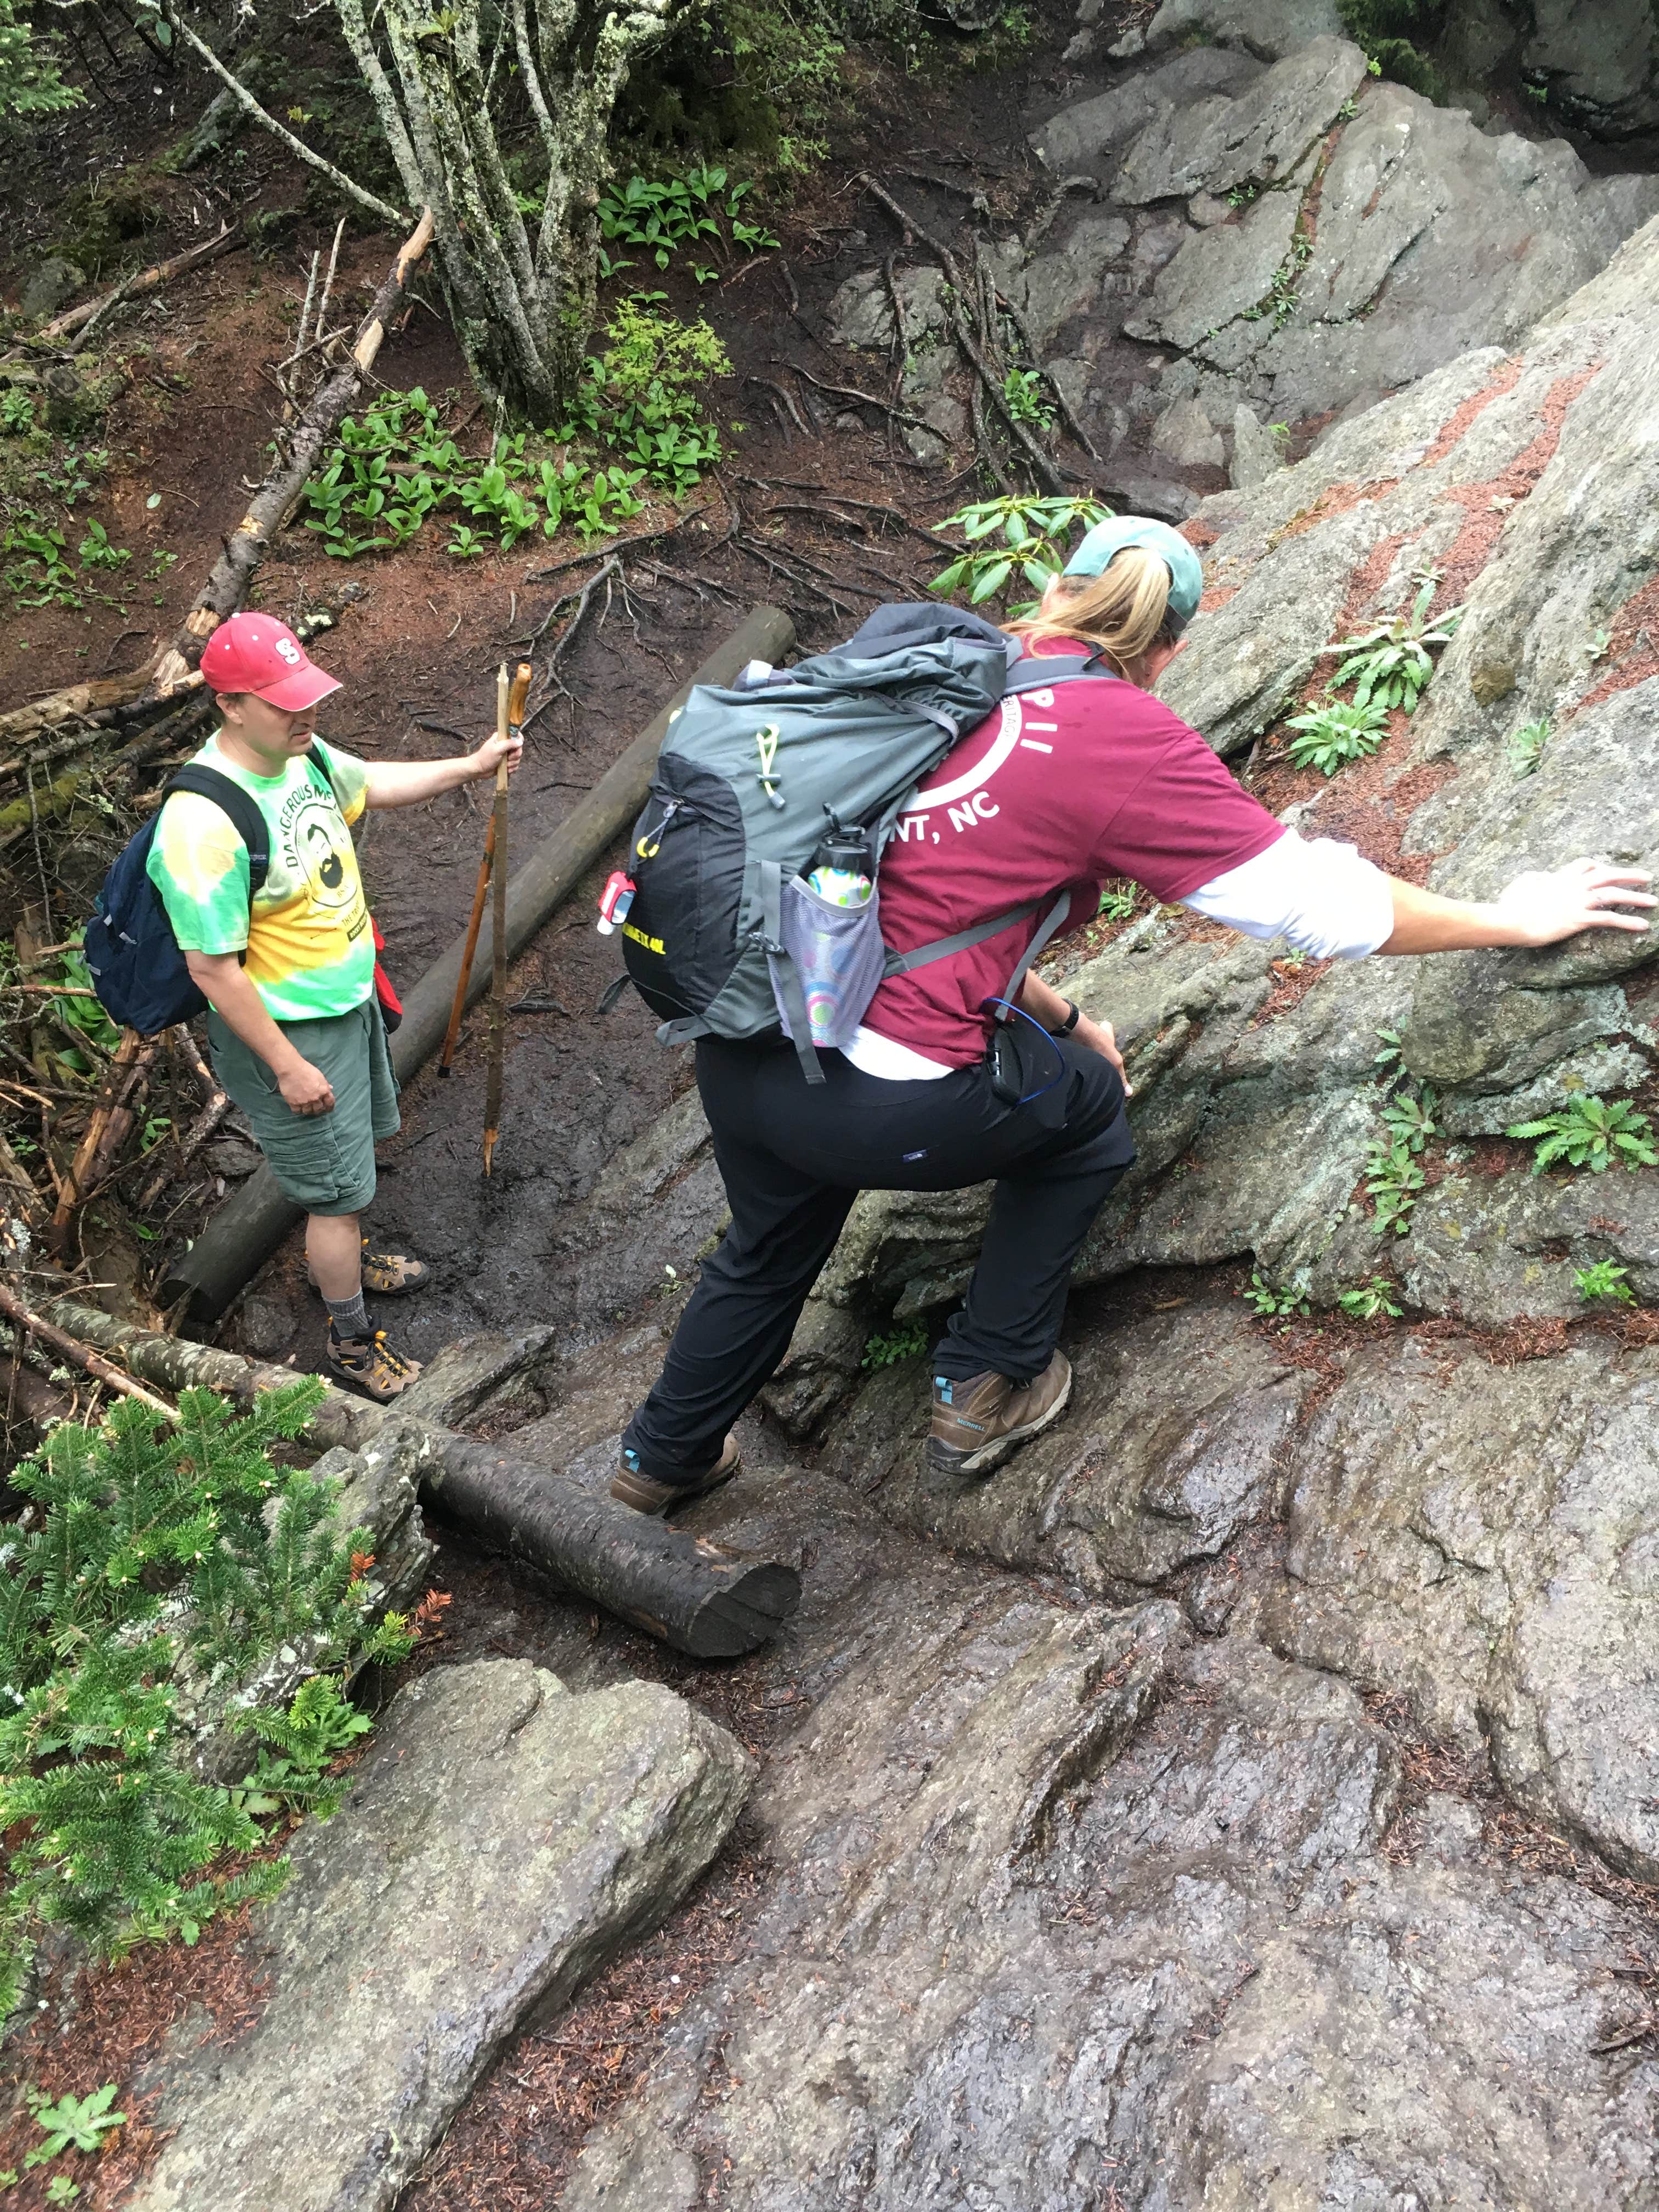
[147,613,522,1400]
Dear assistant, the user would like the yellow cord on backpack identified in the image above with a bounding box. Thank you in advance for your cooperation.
[755,723,785,811]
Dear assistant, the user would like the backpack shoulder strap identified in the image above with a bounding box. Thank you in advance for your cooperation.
[881,900,1041,979]
[1002,654,1120,696]
[304,740,341,804]
[165,765,273,903]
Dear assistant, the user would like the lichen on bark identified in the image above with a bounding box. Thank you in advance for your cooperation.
[334,0,692,415]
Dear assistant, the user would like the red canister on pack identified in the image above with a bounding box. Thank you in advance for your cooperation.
[597,870,636,936]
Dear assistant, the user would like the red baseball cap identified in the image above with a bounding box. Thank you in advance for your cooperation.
[199,612,342,713]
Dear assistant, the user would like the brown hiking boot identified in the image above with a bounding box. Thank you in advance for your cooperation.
[927,1351,1073,1477]
[360,1248,430,1296]
[310,1242,431,1299]
[326,1324,423,1404]
[610,1434,742,1517]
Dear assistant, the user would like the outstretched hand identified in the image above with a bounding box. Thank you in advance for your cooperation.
[471,731,525,780]
[1493,857,1655,946]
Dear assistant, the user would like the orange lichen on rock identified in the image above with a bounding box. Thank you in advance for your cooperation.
[1421,356,1525,468]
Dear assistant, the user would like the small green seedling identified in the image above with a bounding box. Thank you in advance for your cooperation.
[1373,1026,1403,1074]
[1573,1259,1635,1306]
[1508,1097,1658,1175]
[45,2177,81,2204]
[1365,1139,1425,1237]
[1098,884,1137,923]
[1320,569,1463,713]
[1338,1276,1402,1320]
[1001,368,1054,431]
[861,1318,930,1369]
[1283,697,1389,775]
[1506,716,1549,778]
[1381,1084,1437,1154]
[25,2085,125,2164]
[1244,1270,1310,1318]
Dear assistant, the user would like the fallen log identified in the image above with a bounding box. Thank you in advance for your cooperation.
[46,1300,800,1658]
[415,1430,802,1660]
[0,668,158,747]
[0,1281,177,1418]
[26,223,243,349]
[162,600,794,1323]
[144,207,435,699]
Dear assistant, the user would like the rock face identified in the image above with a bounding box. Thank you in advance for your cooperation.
[1263,1332,1659,1882]
[1525,0,1659,139]
[128,1660,752,2212]
[561,1599,1658,2210]
[1032,40,1659,433]
[823,31,1658,489]
[826,224,1659,1333]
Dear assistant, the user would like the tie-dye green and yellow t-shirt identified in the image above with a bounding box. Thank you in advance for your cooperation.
[146,735,374,1022]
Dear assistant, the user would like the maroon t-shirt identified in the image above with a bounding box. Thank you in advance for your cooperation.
[862,645,1283,1066]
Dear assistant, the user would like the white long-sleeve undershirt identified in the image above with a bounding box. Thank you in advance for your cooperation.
[843,829,1396,1080]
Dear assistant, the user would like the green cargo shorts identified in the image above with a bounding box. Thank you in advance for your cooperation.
[206,996,400,1217]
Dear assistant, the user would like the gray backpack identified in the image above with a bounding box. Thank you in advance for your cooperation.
[615,603,1115,1081]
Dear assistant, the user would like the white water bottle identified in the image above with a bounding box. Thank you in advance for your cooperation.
[807,864,873,906]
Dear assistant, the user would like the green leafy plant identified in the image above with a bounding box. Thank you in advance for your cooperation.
[1365,1138,1425,1237]
[861,1318,929,1369]
[1001,367,1054,431]
[1373,1025,1403,1074]
[1381,1082,1437,1154]
[1573,1259,1636,1306]
[0,1382,413,2017]
[24,2085,125,2164]
[1506,715,1549,779]
[3,517,81,611]
[558,300,731,497]
[1506,1096,1658,1176]
[1283,696,1389,776]
[1338,1275,1402,1319]
[0,387,35,436]
[1319,569,1464,713]
[45,2178,80,2204]
[1098,883,1137,923]
[1244,1269,1310,1318]
[76,521,129,571]
[599,165,773,271]
[227,1674,378,1820]
[930,495,1114,616]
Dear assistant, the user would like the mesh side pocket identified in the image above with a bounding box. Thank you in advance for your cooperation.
[773,875,887,1051]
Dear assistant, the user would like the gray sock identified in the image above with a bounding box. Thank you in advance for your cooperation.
[325,1290,370,1339]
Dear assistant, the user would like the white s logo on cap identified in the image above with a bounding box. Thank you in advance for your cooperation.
[275,637,302,665]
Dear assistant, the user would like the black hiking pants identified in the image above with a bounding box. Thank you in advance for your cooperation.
[620,1031,1135,1486]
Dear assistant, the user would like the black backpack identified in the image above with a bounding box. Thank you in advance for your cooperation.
[86,744,333,1036]
[616,604,1116,1080]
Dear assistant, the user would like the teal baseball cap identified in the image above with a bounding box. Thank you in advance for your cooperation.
[1063,515,1204,633]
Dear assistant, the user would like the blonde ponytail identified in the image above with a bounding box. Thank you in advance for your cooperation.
[1007,545,1177,678]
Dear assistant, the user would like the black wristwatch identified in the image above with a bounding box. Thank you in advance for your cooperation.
[1053,1000,1081,1036]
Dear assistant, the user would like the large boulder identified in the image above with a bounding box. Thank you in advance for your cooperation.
[1029,43,1659,433]
[128,1659,752,2212]
[1525,0,1659,139]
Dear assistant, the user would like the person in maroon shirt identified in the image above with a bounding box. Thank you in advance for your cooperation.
[613,519,1653,1514]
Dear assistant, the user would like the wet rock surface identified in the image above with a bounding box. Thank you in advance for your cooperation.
[374,201,1659,2209]
[128,1658,751,2212]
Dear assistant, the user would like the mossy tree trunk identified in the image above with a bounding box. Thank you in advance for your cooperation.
[333,0,685,418]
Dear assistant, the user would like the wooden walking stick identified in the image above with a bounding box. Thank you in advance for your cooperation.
[437,661,523,1080]
[483,662,531,1173]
